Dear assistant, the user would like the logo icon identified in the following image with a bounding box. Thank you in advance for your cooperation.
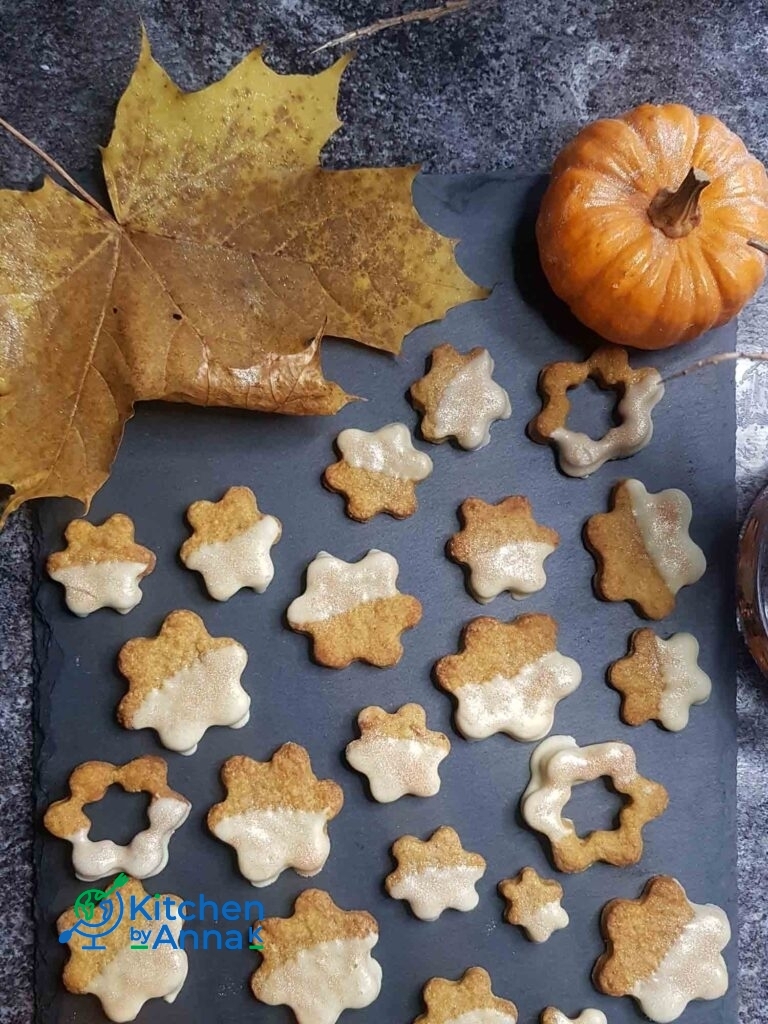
[58,873,130,951]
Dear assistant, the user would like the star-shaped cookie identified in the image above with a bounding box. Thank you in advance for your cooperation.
[251,889,382,1024]
[208,744,343,887]
[498,866,569,942]
[410,344,511,449]
[448,496,559,602]
[47,513,155,616]
[180,485,281,600]
[118,610,250,755]
[385,825,486,921]
[415,967,518,1024]
[540,1011,607,1024]
[286,549,422,668]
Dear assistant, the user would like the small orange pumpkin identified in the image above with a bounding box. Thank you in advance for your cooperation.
[536,103,768,349]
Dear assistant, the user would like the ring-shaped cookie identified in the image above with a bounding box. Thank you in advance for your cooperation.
[528,346,663,478]
[44,756,191,881]
[521,735,668,872]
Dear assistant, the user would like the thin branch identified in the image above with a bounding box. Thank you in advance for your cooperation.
[312,0,482,54]
[660,350,768,384]
[0,116,111,217]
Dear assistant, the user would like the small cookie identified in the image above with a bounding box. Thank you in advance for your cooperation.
[410,344,511,449]
[324,422,433,521]
[541,1011,607,1024]
[46,513,155,616]
[498,866,569,943]
[385,826,486,921]
[345,704,450,803]
[207,744,343,887]
[117,610,250,756]
[609,629,712,731]
[521,735,668,873]
[415,966,518,1024]
[585,479,706,619]
[448,497,559,602]
[44,756,190,881]
[529,346,664,477]
[180,485,281,600]
[251,889,382,1024]
[594,876,731,1022]
[57,877,188,1022]
[435,614,581,741]
[286,549,422,668]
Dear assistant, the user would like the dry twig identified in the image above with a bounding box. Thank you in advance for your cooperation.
[661,350,768,384]
[312,0,483,54]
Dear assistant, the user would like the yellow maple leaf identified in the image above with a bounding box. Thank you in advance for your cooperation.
[0,33,485,524]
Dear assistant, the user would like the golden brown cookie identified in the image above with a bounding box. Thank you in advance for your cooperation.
[435,614,581,741]
[498,866,569,942]
[521,735,668,873]
[386,826,486,921]
[608,629,712,731]
[286,549,422,668]
[323,422,433,521]
[44,756,190,881]
[540,1010,607,1024]
[409,344,511,450]
[594,876,731,1022]
[448,497,559,603]
[207,744,343,887]
[529,346,663,478]
[180,485,281,600]
[415,966,518,1024]
[584,478,706,619]
[251,889,382,1022]
[46,513,155,616]
[117,609,250,755]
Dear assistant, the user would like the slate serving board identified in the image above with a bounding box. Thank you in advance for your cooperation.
[33,173,737,1023]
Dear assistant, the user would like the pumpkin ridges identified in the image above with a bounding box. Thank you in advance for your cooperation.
[550,118,654,185]
[622,103,699,186]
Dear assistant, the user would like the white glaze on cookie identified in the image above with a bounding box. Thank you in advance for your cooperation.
[624,480,706,594]
[210,808,332,887]
[336,423,433,480]
[387,864,485,921]
[346,735,447,802]
[652,632,712,731]
[466,540,557,602]
[447,1012,518,1024]
[520,897,570,943]
[287,549,399,624]
[183,515,281,600]
[49,561,151,616]
[432,350,511,450]
[544,1011,608,1024]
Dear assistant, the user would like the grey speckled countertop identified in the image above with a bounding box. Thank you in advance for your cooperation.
[1,1,767,1020]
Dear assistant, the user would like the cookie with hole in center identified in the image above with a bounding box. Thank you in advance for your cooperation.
[386,826,486,921]
[415,966,518,1024]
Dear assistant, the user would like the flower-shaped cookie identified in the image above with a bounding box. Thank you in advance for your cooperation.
[415,967,518,1024]
[180,485,281,600]
[435,614,581,741]
[44,756,190,881]
[594,876,731,1022]
[498,866,569,943]
[46,513,155,616]
[286,549,422,668]
[541,1011,607,1024]
[385,826,486,921]
[324,422,433,521]
[346,703,450,803]
[529,345,664,478]
[521,735,668,873]
[207,744,343,887]
[410,344,511,450]
[609,629,712,731]
[448,497,559,602]
[57,877,188,1022]
[251,889,382,1024]
[117,610,250,755]
[585,479,706,619]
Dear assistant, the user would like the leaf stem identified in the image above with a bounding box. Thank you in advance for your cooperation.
[311,0,485,54]
[659,350,768,384]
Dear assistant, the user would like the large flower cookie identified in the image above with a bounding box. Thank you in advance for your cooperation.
[345,703,450,802]
[180,485,281,600]
[117,610,250,755]
[324,422,433,521]
[608,629,712,731]
[385,826,486,921]
[251,889,382,1024]
[521,735,668,873]
[435,614,581,741]
[594,876,731,1022]
[287,549,422,668]
[44,756,190,881]
[207,744,343,887]
[541,1011,607,1024]
[57,877,188,1022]
[498,866,569,943]
[448,497,559,602]
[585,479,706,619]
[410,344,511,450]
[415,966,518,1024]
[47,513,155,616]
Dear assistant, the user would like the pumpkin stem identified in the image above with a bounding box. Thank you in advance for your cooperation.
[748,239,768,257]
[647,167,710,239]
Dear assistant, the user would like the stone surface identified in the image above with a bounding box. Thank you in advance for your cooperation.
[1,1,766,1021]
